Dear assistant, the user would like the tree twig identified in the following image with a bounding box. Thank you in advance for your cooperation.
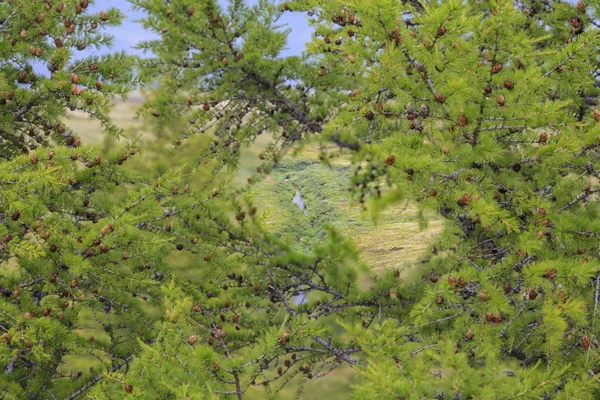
[66,355,133,400]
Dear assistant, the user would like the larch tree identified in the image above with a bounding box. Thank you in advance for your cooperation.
[0,0,143,398]
[4,0,600,399]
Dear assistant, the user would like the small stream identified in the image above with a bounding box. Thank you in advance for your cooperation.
[292,188,307,304]
[292,189,308,216]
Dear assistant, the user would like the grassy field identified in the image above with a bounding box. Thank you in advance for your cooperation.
[62,95,443,399]
[65,92,146,146]
[247,149,443,273]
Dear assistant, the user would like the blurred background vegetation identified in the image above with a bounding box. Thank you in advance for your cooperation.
[64,93,442,398]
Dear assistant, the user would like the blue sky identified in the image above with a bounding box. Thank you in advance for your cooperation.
[88,0,313,57]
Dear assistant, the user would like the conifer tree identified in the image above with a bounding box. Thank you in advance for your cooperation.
[2,1,362,398]
[0,1,145,398]
[115,0,600,398]
[0,0,135,157]
[5,0,600,399]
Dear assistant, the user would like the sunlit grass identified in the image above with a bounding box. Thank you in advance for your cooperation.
[247,145,442,272]
[65,93,147,145]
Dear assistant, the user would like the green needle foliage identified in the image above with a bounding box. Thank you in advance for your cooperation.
[0,0,136,158]
[4,0,600,399]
